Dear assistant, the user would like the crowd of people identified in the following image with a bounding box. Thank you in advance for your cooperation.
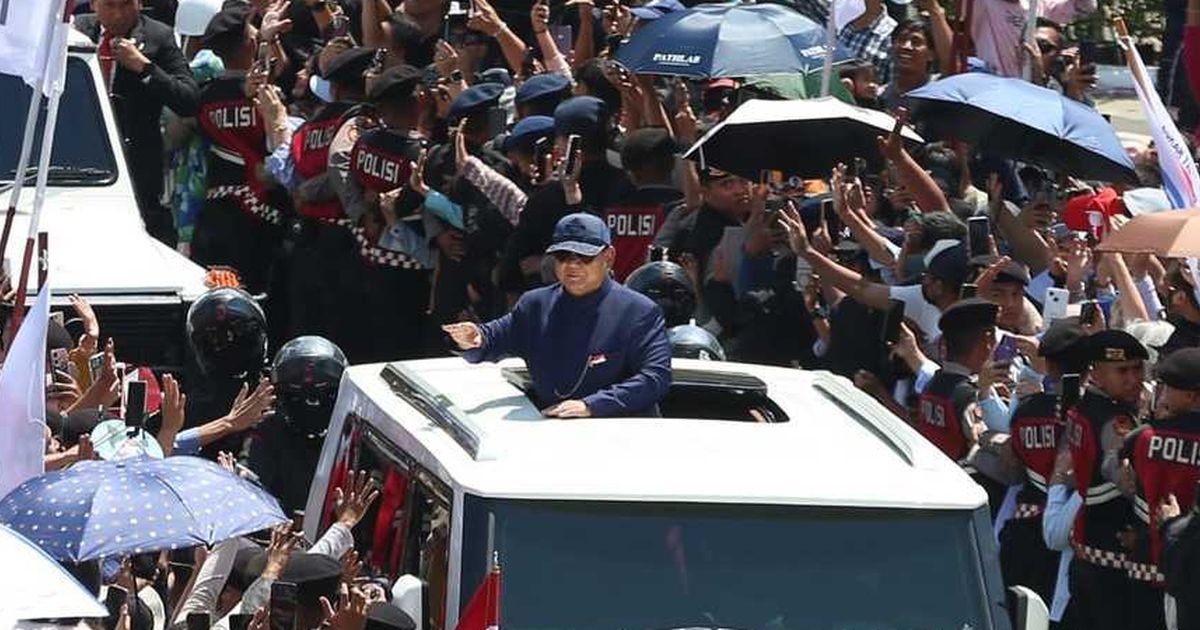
[11,0,1200,627]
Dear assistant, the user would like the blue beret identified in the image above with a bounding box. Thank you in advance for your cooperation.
[448,83,505,121]
[553,96,608,136]
[516,73,571,105]
[502,115,555,153]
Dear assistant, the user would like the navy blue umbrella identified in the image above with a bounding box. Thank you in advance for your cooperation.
[614,1,851,78]
[906,73,1137,184]
[0,456,287,562]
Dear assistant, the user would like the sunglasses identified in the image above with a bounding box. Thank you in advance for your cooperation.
[551,251,599,265]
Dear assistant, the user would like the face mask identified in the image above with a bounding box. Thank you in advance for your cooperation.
[309,74,334,104]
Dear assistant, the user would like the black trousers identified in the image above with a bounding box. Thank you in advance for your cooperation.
[128,148,178,248]
[999,516,1060,606]
[1068,559,1132,630]
[191,195,282,295]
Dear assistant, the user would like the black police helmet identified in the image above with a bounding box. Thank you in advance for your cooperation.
[668,323,725,361]
[271,335,347,440]
[625,261,697,327]
[186,287,268,378]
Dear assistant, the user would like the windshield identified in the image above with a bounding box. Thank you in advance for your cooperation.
[461,497,1004,630]
[0,57,117,187]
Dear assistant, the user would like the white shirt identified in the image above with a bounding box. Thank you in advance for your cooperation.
[888,284,943,341]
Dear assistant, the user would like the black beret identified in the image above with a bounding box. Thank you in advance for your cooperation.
[1156,348,1200,391]
[554,96,609,136]
[366,603,417,630]
[201,5,250,47]
[938,297,999,333]
[280,553,343,604]
[1087,329,1149,363]
[228,546,267,592]
[448,82,505,122]
[995,260,1031,285]
[1038,319,1087,361]
[925,240,970,286]
[368,65,423,103]
[324,47,377,86]
[620,128,677,165]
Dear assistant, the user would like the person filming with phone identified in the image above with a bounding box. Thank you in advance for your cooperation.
[443,213,671,418]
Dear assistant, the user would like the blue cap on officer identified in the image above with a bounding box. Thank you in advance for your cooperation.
[516,73,571,105]
[448,82,505,122]
[554,96,609,137]
[502,115,555,153]
[546,213,611,257]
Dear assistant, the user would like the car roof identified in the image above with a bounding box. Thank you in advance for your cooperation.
[334,358,987,510]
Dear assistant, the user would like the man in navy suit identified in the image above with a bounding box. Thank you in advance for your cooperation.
[444,213,672,418]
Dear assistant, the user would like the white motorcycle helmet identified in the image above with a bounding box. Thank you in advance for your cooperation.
[175,0,223,37]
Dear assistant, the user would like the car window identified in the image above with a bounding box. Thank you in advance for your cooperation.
[0,57,117,186]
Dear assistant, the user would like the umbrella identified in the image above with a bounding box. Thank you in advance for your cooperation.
[906,73,1137,184]
[613,1,852,78]
[0,456,286,562]
[1095,209,1200,258]
[682,97,924,179]
[741,72,855,104]
[0,524,106,621]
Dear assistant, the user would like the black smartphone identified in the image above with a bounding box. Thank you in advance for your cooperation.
[444,0,469,42]
[1078,40,1097,66]
[370,48,388,74]
[187,613,210,630]
[847,157,868,180]
[563,133,582,177]
[228,615,253,630]
[1080,300,1100,328]
[960,283,977,299]
[125,380,146,432]
[269,581,299,630]
[105,586,128,618]
[820,197,843,241]
[881,298,905,344]
[291,509,305,532]
[1060,373,1082,413]
[967,215,990,258]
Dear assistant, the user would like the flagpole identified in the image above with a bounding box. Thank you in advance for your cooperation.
[12,0,72,325]
[820,10,837,96]
[1020,0,1040,81]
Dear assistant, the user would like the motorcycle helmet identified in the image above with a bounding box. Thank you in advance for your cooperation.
[186,287,268,378]
[668,323,725,361]
[625,261,697,327]
[271,336,347,440]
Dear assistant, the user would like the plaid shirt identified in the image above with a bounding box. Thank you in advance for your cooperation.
[838,10,898,85]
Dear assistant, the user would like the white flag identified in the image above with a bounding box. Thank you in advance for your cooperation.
[832,0,866,30]
[41,10,71,98]
[0,0,66,96]
[0,285,51,499]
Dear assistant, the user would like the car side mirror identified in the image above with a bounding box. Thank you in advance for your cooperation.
[392,574,428,630]
[1007,585,1050,630]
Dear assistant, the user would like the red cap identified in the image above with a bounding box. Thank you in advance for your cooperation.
[705,78,739,91]
[1062,187,1124,232]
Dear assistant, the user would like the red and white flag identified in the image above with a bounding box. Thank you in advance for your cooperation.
[0,284,50,499]
[454,563,501,630]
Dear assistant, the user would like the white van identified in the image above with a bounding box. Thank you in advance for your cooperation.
[305,358,1050,630]
[0,29,208,368]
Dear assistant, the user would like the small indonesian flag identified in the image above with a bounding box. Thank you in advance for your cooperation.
[454,561,501,630]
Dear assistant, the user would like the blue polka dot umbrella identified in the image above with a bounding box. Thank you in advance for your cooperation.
[0,456,287,562]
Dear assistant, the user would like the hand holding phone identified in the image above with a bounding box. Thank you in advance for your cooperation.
[967,215,991,258]
[269,581,299,630]
[562,134,582,181]
[125,380,147,434]
[882,298,905,344]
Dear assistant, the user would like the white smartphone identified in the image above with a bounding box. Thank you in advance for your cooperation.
[1042,287,1070,329]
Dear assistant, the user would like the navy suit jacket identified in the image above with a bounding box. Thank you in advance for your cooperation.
[465,278,672,417]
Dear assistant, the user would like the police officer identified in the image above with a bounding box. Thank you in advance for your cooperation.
[1054,329,1148,630]
[284,46,375,340]
[332,64,434,362]
[1160,480,1200,630]
[184,287,274,457]
[625,261,697,328]
[915,298,1011,511]
[193,6,287,294]
[1000,319,1088,603]
[423,83,519,323]
[1121,348,1200,629]
[605,128,684,282]
[249,335,348,513]
[444,213,671,418]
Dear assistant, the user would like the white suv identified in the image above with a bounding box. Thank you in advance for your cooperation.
[0,29,207,368]
[304,358,1050,630]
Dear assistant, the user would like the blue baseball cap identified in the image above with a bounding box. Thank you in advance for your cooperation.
[516,73,571,105]
[502,115,555,153]
[630,0,685,20]
[448,82,505,121]
[546,213,612,256]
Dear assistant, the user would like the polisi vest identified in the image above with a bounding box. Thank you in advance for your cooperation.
[1128,413,1200,568]
[198,74,268,197]
[351,127,420,194]
[1066,389,1138,560]
[607,205,663,282]
[290,101,357,220]
[917,369,976,462]
[1010,392,1062,506]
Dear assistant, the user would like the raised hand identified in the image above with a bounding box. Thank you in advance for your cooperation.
[334,470,382,528]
